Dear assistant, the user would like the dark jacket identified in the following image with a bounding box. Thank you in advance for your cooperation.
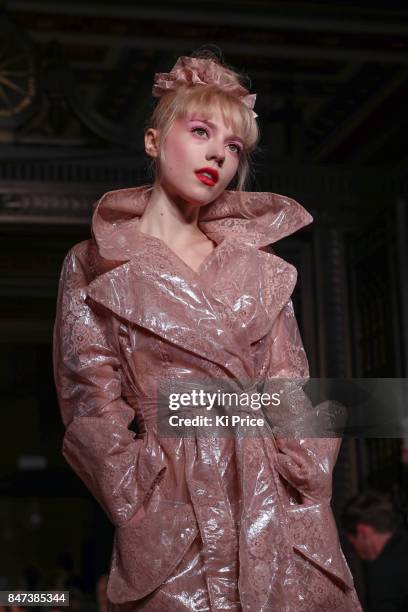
[365,527,408,611]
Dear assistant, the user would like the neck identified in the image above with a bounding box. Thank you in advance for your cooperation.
[371,531,394,559]
[139,182,205,247]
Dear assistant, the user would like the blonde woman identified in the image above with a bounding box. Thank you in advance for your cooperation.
[53,51,362,611]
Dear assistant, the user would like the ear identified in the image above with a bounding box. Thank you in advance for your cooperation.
[145,128,160,158]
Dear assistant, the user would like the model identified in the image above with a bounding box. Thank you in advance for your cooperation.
[53,52,362,611]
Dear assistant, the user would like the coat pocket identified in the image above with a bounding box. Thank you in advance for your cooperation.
[107,499,198,603]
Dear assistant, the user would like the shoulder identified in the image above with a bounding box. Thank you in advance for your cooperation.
[60,239,104,286]
[256,246,298,295]
[393,528,408,556]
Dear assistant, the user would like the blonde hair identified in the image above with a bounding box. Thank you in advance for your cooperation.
[145,53,260,191]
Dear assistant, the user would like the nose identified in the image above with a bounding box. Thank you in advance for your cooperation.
[206,139,225,167]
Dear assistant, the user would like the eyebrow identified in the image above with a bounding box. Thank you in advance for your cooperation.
[190,117,244,143]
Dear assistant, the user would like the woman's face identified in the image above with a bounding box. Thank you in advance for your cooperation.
[148,106,244,206]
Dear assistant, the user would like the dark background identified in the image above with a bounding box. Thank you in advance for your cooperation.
[0,0,408,609]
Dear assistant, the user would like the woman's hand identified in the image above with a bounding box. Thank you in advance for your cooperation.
[274,437,342,504]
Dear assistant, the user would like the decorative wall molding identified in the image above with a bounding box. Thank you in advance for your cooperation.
[0,148,407,224]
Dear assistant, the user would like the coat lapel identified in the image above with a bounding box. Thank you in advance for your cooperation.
[87,228,300,383]
[200,239,299,345]
[86,233,253,381]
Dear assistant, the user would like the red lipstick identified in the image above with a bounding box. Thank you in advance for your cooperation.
[195,167,219,186]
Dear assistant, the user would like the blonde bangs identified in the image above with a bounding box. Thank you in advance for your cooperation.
[175,86,258,153]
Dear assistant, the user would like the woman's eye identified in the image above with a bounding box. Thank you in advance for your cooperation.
[228,143,242,154]
[192,127,208,137]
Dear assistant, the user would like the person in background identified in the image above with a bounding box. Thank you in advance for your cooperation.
[342,489,408,611]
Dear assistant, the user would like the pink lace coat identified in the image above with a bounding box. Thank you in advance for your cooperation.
[53,185,362,611]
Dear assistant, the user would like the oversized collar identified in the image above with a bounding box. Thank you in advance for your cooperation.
[91,184,313,262]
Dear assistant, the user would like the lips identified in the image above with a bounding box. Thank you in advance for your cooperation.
[195,167,219,186]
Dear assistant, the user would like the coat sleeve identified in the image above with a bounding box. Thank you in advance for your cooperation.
[53,244,167,527]
[262,298,343,504]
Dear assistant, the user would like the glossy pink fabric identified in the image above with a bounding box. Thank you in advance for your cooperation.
[53,185,362,611]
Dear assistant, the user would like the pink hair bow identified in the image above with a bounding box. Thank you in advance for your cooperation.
[152,56,258,119]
